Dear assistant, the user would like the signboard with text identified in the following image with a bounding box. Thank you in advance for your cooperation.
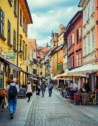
[2,53,15,60]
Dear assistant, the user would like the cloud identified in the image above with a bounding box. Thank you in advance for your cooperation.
[27,0,81,47]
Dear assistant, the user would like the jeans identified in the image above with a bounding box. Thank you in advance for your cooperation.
[42,90,45,97]
[49,89,52,97]
[69,91,77,99]
[8,97,17,114]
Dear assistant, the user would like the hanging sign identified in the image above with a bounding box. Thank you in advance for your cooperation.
[25,60,30,66]
[2,53,15,60]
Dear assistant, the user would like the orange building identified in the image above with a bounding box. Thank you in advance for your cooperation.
[66,11,83,89]
[57,25,66,74]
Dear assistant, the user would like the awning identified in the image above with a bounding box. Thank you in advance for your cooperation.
[57,72,88,79]
[31,77,38,80]
[0,55,21,71]
[67,64,98,74]
[58,70,64,74]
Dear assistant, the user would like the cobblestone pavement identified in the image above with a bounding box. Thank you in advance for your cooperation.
[25,90,98,126]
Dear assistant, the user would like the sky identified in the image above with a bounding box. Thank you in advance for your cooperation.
[27,0,81,47]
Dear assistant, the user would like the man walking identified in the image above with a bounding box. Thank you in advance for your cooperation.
[7,78,19,119]
[41,79,46,97]
[48,81,53,97]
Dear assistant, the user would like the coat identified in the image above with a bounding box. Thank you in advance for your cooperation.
[41,83,46,90]
[27,84,32,93]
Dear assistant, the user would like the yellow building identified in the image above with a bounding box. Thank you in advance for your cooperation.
[0,0,32,88]
[39,63,45,78]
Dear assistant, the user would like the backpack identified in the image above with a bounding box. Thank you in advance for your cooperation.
[9,84,17,98]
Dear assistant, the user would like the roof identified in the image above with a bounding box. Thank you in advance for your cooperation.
[36,48,40,58]
[27,39,36,59]
[24,0,33,23]
[37,46,50,60]
[20,0,33,24]
[51,33,58,42]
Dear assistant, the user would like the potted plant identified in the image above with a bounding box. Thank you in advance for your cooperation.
[7,78,12,85]
[0,89,8,104]
[83,83,91,93]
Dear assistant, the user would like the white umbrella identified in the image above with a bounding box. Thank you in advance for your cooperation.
[67,64,98,74]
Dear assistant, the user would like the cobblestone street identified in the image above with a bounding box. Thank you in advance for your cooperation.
[26,90,98,126]
[1,90,98,126]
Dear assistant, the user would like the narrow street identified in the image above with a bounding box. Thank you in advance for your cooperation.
[0,90,98,126]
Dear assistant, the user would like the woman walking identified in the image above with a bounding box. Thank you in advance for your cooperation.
[26,81,33,102]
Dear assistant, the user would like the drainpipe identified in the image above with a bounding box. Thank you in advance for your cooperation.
[17,0,19,86]
[17,0,19,66]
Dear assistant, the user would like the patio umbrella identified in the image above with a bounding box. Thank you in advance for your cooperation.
[67,64,98,74]
[57,72,88,79]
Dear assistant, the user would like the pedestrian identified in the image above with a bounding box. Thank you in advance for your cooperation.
[26,81,33,102]
[69,81,78,99]
[36,84,40,95]
[41,79,46,97]
[48,81,53,97]
[7,78,19,119]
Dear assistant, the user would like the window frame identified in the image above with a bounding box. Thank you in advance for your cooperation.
[0,8,4,36]
[13,30,16,50]
[76,54,78,67]
[8,20,10,44]
[14,0,16,15]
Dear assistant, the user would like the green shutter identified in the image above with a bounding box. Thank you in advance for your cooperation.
[58,65,59,70]
[60,64,62,70]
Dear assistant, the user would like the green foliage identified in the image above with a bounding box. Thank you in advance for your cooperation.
[7,78,12,84]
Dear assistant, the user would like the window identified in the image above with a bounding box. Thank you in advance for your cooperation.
[92,0,94,13]
[72,33,74,44]
[13,30,16,50]
[0,9,4,36]
[20,38,22,51]
[79,27,81,40]
[88,36,90,53]
[40,65,42,68]
[8,0,12,7]
[92,33,95,51]
[77,29,78,43]
[79,53,81,66]
[88,7,90,20]
[20,8,22,25]
[72,57,74,68]
[40,72,42,75]
[58,53,60,59]
[76,54,78,67]
[14,0,16,14]
[25,46,27,60]
[70,36,72,47]
[61,52,63,58]
[33,69,37,74]
[8,20,10,43]
[84,40,86,56]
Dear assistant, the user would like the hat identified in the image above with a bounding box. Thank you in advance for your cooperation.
[42,79,45,81]
[13,78,16,82]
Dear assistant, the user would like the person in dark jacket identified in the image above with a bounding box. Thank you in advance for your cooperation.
[41,80,46,97]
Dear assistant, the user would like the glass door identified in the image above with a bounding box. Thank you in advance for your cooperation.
[0,75,4,89]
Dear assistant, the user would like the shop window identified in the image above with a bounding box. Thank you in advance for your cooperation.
[8,20,11,44]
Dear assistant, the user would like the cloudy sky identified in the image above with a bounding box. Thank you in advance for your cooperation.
[27,0,81,47]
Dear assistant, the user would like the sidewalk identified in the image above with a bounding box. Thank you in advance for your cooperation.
[0,93,36,126]
[54,89,98,124]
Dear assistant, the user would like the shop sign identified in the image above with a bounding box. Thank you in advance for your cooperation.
[2,53,15,60]
[25,60,30,66]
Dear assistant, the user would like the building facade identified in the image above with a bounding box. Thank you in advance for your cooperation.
[0,0,32,88]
